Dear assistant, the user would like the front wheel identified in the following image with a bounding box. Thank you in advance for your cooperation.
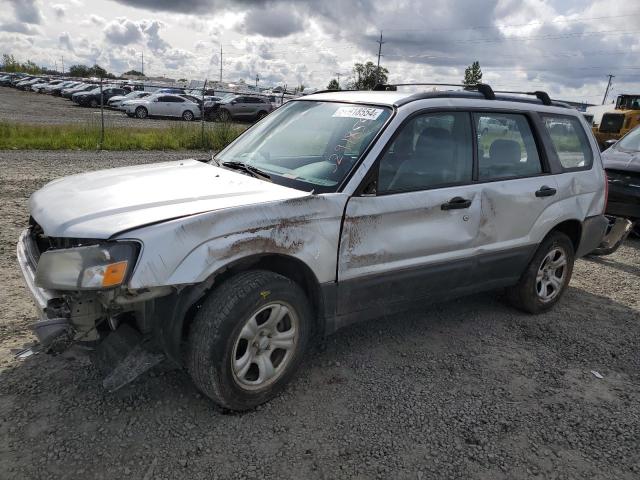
[218,109,231,122]
[187,271,312,411]
[135,106,148,119]
[182,110,194,121]
[507,232,574,313]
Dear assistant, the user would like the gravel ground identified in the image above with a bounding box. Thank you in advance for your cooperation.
[0,150,639,480]
[0,86,242,128]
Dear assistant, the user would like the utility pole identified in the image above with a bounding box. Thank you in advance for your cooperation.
[602,74,614,105]
[219,45,223,83]
[141,51,144,76]
[255,74,259,88]
[61,56,64,75]
[375,30,385,88]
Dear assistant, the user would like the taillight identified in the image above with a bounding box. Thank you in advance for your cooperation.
[603,171,609,214]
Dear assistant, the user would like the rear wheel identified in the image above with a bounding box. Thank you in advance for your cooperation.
[135,106,148,119]
[187,271,312,411]
[182,110,194,121]
[218,109,231,122]
[507,232,574,313]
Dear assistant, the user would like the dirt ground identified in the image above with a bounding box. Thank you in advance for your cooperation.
[0,86,241,128]
[0,150,638,480]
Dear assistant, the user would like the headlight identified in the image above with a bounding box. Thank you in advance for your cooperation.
[35,242,138,290]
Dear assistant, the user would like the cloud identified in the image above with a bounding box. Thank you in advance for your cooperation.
[0,22,41,35]
[59,31,74,51]
[6,0,43,24]
[83,14,106,27]
[238,6,306,38]
[103,17,143,44]
[52,4,66,19]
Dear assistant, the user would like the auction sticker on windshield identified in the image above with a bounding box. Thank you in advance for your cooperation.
[332,106,384,121]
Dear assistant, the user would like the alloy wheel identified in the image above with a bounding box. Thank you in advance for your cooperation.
[536,247,567,303]
[231,302,299,391]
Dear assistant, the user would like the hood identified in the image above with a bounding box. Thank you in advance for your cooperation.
[30,159,308,239]
[602,147,640,174]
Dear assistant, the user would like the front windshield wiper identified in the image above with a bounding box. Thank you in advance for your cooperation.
[221,161,271,181]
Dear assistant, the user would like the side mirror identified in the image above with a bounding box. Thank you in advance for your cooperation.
[230,100,237,105]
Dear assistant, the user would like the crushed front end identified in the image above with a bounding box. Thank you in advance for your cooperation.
[16,219,168,389]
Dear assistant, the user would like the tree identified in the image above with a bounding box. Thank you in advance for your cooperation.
[68,63,115,78]
[463,61,483,87]
[123,69,145,77]
[1,54,43,74]
[348,61,388,90]
[326,78,340,90]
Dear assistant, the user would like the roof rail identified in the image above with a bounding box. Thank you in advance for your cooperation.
[494,90,552,106]
[373,82,495,100]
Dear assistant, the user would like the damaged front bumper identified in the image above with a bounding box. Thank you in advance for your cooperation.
[16,228,168,389]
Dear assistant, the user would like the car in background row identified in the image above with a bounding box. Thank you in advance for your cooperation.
[214,95,273,122]
[592,125,640,253]
[107,90,151,110]
[124,93,200,120]
[72,86,128,107]
[62,83,98,98]
[34,79,64,93]
[50,81,81,96]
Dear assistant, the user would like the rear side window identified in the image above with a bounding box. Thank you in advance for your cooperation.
[475,113,542,180]
[540,115,593,170]
[378,112,473,193]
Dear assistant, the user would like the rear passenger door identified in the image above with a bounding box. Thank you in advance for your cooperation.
[472,111,558,282]
[338,111,484,315]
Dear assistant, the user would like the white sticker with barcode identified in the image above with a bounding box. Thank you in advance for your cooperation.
[332,106,384,121]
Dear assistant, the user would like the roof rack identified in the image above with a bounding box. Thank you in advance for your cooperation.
[373,82,496,100]
[493,90,552,106]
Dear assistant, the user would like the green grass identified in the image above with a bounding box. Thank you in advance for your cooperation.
[0,121,246,150]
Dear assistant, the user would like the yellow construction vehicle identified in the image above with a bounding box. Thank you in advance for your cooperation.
[593,94,640,148]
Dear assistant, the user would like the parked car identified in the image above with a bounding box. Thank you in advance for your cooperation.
[107,91,151,110]
[16,85,608,411]
[155,87,186,94]
[215,95,273,122]
[124,93,201,120]
[62,83,97,99]
[18,77,48,91]
[73,87,128,107]
[590,125,640,252]
[34,79,64,93]
[478,116,509,135]
[49,81,80,96]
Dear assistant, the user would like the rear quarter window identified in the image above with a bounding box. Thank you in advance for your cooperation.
[541,114,593,170]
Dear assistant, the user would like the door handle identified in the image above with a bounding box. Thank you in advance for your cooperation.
[441,196,472,210]
[535,186,557,197]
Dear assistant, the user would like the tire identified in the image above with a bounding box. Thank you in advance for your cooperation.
[506,232,575,314]
[187,270,313,411]
[90,98,99,108]
[182,110,194,121]
[135,106,148,119]
[256,111,268,121]
[218,109,231,122]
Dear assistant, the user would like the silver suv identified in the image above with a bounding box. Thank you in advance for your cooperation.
[17,84,607,410]
[217,94,273,122]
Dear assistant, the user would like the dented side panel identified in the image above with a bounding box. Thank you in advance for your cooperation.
[120,193,348,289]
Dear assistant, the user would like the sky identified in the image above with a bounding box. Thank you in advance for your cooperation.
[0,0,639,103]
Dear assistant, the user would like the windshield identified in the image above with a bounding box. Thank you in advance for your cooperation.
[216,100,392,192]
[616,126,640,151]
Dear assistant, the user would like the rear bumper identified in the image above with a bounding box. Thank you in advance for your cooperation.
[576,214,609,257]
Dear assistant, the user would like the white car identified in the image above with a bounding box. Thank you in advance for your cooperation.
[107,91,151,110]
[124,93,201,121]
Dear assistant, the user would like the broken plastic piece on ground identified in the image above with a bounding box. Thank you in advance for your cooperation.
[591,370,604,379]
[13,344,43,360]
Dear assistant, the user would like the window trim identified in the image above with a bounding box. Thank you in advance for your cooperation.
[537,112,594,173]
[361,107,552,197]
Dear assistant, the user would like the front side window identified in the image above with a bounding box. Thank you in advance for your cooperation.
[216,101,392,192]
[475,113,542,180]
[378,112,473,193]
[541,114,593,169]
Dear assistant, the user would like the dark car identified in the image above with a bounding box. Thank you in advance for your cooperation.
[73,87,128,107]
[594,125,640,253]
